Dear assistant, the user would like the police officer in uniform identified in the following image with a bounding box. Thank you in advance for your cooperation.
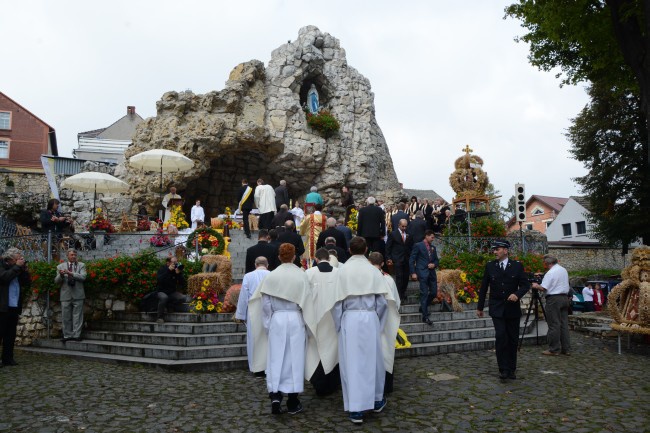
[476,240,530,380]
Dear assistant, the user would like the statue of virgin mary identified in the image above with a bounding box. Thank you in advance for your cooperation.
[307,84,320,114]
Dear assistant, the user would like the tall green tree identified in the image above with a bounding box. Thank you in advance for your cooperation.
[568,83,648,246]
[506,0,650,244]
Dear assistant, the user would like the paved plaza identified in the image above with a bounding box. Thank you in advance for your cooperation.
[1,332,649,433]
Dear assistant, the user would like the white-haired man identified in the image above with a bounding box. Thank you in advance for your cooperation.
[235,256,270,376]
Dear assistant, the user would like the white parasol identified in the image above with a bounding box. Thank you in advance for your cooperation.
[61,172,130,210]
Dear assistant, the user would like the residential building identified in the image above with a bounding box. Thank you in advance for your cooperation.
[546,196,598,243]
[0,92,58,172]
[74,106,143,164]
[507,195,568,234]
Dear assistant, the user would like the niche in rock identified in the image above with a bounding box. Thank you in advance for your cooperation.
[299,75,332,111]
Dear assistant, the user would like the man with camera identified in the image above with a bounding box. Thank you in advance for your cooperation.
[477,240,530,380]
[55,249,87,342]
[0,247,30,366]
[156,257,186,323]
[531,255,571,356]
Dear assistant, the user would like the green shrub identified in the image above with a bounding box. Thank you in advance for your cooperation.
[27,252,205,302]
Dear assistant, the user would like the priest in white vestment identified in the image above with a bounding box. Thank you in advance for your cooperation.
[161,187,182,222]
[190,199,205,230]
[254,178,276,230]
[305,248,340,396]
[235,257,270,375]
[326,236,400,424]
[248,243,317,415]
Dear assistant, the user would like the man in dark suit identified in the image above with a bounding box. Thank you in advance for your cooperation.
[238,179,255,239]
[407,211,427,244]
[0,247,29,366]
[422,199,434,230]
[274,180,289,209]
[386,218,413,302]
[316,217,347,251]
[356,197,386,256]
[277,220,305,267]
[324,237,349,263]
[271,204,294,229]
[390,203,409,233]
[477,240,530,380]
[409,230,439,325]
[335,218,353,249]
[245,229,279,273]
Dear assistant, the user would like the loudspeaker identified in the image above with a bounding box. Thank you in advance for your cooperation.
[515,183,526,222]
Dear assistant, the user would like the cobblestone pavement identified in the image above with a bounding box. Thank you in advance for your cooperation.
[1,332,649,433]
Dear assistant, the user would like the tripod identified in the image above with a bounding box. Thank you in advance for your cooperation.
[518,288,547,350]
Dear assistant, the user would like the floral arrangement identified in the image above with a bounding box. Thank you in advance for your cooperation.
[186,226,226,255]
[222,207,241,229]
[164,205,189,230]
[136,218,151,231]
[189,278,223,313]
[150,228,172,247]
[439,252,544,303]
[27,252,203,300]
[89,208,116,233]
[470,217,506,238]
[456,272,479,303]
[347,207,358,233]
[305,108,340,138]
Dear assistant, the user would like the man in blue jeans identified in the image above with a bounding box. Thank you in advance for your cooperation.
[409,230,439,325]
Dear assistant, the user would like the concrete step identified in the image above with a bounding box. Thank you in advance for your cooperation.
[112,312,234,323]
[399,311,481,323]
[82,330,247,346]
[32,338,247,360]
[19,347,248,372]
[88,320,246,335]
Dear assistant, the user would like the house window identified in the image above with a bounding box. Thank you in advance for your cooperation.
[531,207,544,216]
[562,223,572,237]
[545,220,553,228]
[576,221,587,235]
[0,112,10,130]
[0,140,9,158]
[525,224,533,231]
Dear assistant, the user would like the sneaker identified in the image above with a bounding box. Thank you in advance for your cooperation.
[373,398,387,413]
[271,400,284,415]
[542,350,559,356]
[287,403,303,415]
[349,412,363,424]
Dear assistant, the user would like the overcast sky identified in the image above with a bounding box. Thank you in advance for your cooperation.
[2,0,590,204]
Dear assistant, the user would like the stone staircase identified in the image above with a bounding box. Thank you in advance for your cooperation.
[24,281,547,371]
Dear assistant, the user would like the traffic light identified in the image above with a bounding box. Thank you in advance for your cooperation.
[515,183,526,222]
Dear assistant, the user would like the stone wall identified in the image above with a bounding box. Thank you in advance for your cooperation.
[0,173,51,228]
[548,245,631,272]
[17,294,138,346]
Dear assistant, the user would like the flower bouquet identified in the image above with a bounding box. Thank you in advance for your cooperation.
[150,228,172,247]
[457,272,479,303]
[164,205,189,230]
[189,279,223,314]
[347,208,358,233]
[89,208,116,233]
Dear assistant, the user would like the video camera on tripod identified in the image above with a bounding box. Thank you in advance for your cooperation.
[527,272,545,285]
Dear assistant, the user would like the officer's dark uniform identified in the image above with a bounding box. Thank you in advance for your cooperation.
[478,257,530,378]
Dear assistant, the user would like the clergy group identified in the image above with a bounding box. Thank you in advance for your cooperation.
[236,237,400,424]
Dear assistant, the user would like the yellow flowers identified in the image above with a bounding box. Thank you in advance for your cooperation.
[460,272,467,282]
[207,304,215,311]
[202,279,210,286]
[195,301,203,310]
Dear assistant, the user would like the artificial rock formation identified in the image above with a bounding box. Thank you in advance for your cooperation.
[119,26,401,217]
